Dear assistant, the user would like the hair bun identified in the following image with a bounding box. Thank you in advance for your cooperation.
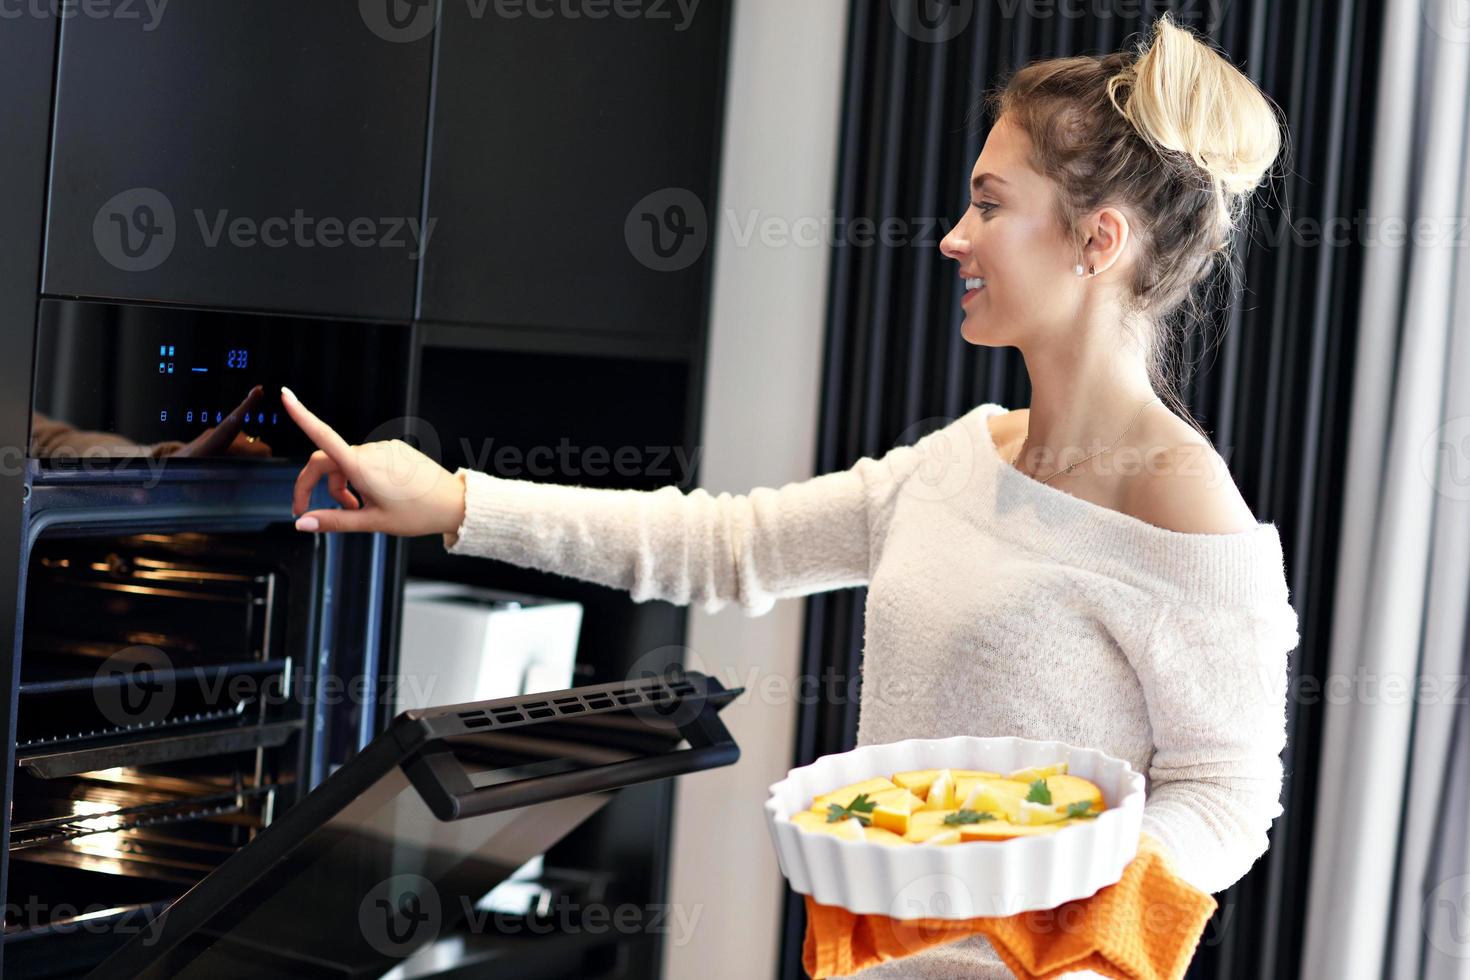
[1106,12,1283,219]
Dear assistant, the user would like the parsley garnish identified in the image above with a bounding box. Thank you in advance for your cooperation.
[1025,778,1052,805]
[826,793,877,825]
[943,809,997,826]
[1065,800,1099,819]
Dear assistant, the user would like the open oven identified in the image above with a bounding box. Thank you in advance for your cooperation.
[1,299,739,979]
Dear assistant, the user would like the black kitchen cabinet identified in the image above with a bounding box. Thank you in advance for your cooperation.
[419,2,732,346]
[4,5,733,977]
[43,2,433,319]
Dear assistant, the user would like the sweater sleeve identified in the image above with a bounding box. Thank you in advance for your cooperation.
[1128,597,1300,895]
[439,439,930,618]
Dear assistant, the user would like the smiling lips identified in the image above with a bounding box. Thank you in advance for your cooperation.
[962,276,987,304]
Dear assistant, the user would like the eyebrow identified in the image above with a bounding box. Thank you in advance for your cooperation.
[970,172,1010,192]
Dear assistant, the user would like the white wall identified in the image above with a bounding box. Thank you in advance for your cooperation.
[661,2,851,978]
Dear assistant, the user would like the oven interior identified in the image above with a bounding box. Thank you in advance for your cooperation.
[4,526,318,978]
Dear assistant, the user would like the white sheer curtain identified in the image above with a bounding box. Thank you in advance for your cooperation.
[1300,0,1470,977]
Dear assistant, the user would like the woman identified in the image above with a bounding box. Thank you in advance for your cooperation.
[285,13,1298,978]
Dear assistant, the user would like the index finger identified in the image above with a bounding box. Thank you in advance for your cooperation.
[280,386,356,468]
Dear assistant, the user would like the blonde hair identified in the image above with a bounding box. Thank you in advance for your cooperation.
[1107,13,1283,238]
[985,12,1287,435]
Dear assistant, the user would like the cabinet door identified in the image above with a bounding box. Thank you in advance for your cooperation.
[419,3,731,341]
[43,2,433,320]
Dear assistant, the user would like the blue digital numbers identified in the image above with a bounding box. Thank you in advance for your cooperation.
[226,349,249,369]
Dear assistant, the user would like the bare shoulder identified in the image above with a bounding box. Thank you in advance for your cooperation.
[1124,418,1259,535]
[985,407,1029,444]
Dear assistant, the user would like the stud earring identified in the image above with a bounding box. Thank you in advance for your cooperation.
[1074,264,1084,277]
[1089,264,1096,276]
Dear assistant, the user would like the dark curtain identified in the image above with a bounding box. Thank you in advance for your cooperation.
[779,1,1384,977]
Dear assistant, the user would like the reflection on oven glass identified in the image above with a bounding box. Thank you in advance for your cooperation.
[31,388,275,461]
[32,298,411,460]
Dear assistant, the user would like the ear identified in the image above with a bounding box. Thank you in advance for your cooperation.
[1080,206,1131,275]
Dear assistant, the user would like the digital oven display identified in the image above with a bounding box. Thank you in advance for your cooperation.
[31,299,411,461]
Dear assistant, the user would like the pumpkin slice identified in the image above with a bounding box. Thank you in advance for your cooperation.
[1007,762,1068,782]
[809,776,899,812]
[869,789,926,835]
[789,810,867,841]
[1045,774,1105,814]
[957,778,1031,821]
[895,767,1004,798]
[904,809,963,842]
[891,769,941,797]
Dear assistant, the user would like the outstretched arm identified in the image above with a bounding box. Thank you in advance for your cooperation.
[442,448,916,617]
[285,385,942,617]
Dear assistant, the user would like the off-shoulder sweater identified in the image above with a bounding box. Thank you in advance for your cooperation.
[442,402,1301,979]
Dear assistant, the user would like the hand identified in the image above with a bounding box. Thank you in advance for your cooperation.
[281,386,467,536]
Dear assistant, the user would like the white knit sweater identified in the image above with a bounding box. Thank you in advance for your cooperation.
[442,402,1300,979]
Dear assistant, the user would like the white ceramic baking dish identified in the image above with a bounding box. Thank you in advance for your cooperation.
[764,735,1145,919]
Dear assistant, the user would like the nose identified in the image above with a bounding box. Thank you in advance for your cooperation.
[939,218,968,262]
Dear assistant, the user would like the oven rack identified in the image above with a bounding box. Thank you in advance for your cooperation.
[18,658,288,697]
[16,718,303,779]
[9,784,275,850]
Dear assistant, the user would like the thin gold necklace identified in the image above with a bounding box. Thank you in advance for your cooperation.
[1018,396,1160,484]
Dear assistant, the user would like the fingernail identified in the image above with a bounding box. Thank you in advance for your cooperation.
[281,386,296,402]
[295,515,319,532]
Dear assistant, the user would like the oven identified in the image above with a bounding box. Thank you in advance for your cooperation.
[2,297,410,977]
[1,299,738,978]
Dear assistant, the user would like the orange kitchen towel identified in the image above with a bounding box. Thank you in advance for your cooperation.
[802,831,1216,980]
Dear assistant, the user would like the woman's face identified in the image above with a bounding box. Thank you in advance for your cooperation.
[939,113,1083,348]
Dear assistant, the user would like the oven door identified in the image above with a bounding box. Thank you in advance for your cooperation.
[85,675,742,980]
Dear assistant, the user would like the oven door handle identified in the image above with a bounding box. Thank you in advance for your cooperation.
[402,698,740,821]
